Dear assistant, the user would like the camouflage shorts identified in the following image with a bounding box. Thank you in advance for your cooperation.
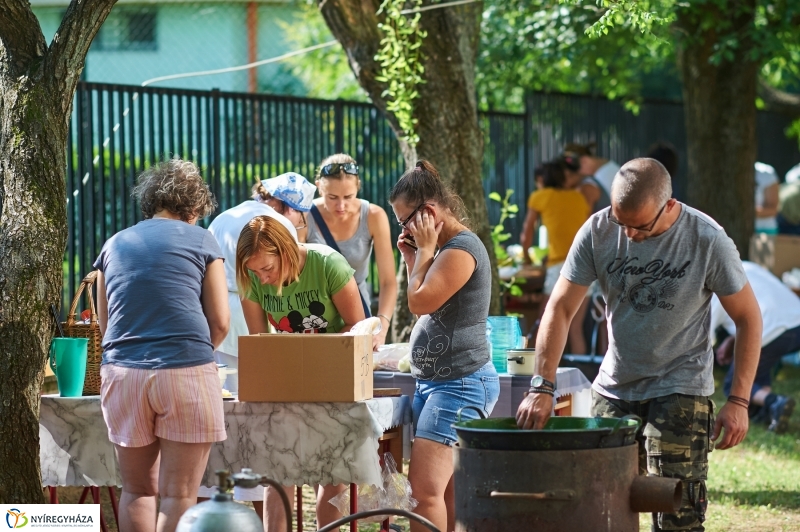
[592,390,716,532]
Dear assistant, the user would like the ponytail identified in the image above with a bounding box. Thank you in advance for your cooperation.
[389,159,469,227]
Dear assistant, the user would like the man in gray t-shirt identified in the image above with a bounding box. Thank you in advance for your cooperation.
[517,158,762,531]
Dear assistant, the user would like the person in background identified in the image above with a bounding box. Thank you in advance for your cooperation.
[517,158,762,531]
[564,142,620,213]
[646,142,679,179]
[305,153,397,348]
[712,261,798,434]
[755,162,780,235]
[778,164,800,235]
[390,160,500,532]
[236,215,365,531]
[202,172,314,514]
[787,162,800,184]
[257,173,314,242]
[520,161,591,353]
[95,158,229,532]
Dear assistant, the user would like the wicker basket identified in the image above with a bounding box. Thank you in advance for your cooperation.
[62,271,103,396]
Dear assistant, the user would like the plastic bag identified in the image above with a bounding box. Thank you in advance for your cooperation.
[328,453,417,523]
[345,317,383,336]
[373,343,411,372]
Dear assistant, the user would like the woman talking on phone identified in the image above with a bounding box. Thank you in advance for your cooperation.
[389,160,500,532]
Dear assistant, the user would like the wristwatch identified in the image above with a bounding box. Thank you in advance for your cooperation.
[530,375,556,391]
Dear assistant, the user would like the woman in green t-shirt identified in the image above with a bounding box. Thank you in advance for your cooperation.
[235,214,364,530]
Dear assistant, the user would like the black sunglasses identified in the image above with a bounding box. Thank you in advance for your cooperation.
[608,200,668,233]
[399,203,430,227]
[320,162,359,177]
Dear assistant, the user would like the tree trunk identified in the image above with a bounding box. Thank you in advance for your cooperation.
[0,79,69,504]
[0,0,116,503]
[676,2,759,257]
[319,0,500,341]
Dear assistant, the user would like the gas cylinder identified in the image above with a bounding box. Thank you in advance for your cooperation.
[176,470,266,532]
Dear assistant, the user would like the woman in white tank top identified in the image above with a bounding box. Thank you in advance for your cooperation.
[304,153,398,349]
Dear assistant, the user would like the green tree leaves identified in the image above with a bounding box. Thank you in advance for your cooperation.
[375,0,427,146]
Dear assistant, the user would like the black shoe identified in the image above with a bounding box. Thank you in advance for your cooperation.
[768,396,795,434]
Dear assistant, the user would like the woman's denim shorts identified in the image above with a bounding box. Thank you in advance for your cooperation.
[412,361,500,446]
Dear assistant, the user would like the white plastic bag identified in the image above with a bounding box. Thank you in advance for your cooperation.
[345,317,383,336]
[328,453,417,523]
[373,343,411,372]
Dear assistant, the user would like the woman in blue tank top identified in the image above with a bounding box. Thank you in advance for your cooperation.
[389,160,500,532]
[304,153,398,348]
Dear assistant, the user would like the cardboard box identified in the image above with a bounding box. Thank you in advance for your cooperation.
[749,233,800,276]
[238,333,373,402]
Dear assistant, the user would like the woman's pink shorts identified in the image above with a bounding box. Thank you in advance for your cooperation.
[100,362,226,447]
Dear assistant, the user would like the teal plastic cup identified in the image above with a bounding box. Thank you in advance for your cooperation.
[49,338,89,397]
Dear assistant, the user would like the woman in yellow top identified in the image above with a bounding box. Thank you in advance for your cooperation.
[520,160,590,352]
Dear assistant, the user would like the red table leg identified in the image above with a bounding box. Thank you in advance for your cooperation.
[78,487,90,504]
[379,440,391,532]
[349,483,357,532]
[107,487,119,528]
[48,486,59,504]
[296,485,303,532]
[90,487,109,532]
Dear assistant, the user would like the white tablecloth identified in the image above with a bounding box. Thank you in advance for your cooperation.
[39,395,411,488]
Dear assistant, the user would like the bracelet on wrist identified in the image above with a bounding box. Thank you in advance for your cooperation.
[377,314,391,323]
[727,394,750,409]
[526,387,555,397]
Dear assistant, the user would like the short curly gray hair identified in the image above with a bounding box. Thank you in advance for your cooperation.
[133,158,217,221]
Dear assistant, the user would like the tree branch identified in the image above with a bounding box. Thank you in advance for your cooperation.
[0,0,47,76]
[759,79,800,118]
[318,0,397,127]
[43,0,117,98]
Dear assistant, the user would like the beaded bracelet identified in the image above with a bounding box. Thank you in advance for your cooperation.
[526,387,555,397]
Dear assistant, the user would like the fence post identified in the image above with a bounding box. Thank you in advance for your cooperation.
[523,94,535,246]
[211,88,222,203]
[524,93,533,192]
[334,99,344,154]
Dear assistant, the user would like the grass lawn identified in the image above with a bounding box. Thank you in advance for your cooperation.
[50,365,800,531]
[640,364,800,532]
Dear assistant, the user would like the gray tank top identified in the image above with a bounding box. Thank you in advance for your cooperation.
[409,231,492,381]
[582,176,611,213]
[306,199,373,305]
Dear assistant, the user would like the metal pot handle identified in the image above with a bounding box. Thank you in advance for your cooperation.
[455,405,486,422]
[610,414,642,435]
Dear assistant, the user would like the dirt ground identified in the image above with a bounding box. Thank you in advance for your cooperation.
[47,485,406,531]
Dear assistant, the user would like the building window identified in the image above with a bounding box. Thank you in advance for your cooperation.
[94,8,157,51]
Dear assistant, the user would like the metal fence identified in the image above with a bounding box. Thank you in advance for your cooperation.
[63,82,800,312]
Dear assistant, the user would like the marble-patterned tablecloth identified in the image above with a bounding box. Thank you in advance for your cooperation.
[40,395,411,488]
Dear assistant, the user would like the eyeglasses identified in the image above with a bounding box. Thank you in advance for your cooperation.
[295,211,307,231]
[399,203,430,227]
[608,201,668,233]
[320,162,358,177]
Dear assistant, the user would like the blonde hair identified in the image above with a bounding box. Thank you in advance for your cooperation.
[236,216,301,296]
